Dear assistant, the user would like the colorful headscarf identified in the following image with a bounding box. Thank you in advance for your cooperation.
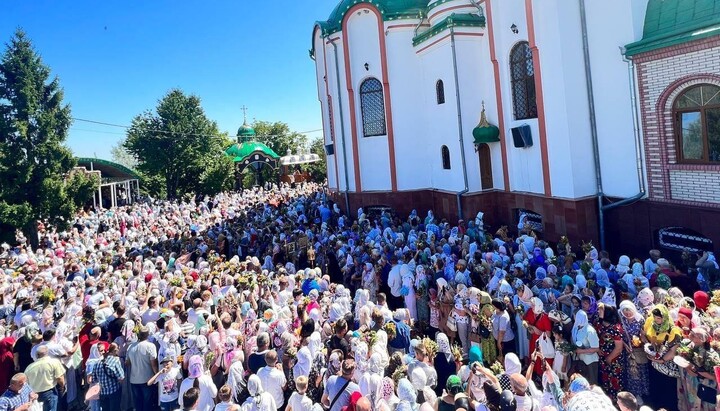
[657,274,671,290]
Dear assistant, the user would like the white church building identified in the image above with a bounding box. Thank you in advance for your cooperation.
[310,0,720,255]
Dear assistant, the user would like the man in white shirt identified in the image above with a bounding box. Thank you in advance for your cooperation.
[387,256,403,310]
[126,327,159,411]
[141,296,160,326]
[256,350,286,409]
[510,374,539,411]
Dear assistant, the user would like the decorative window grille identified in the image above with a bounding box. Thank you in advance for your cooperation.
[360,78,387,137]
[441,145,451,169]
[436,80,445,105]
[510,42,537,120]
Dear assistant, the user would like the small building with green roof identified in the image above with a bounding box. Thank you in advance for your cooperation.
[224,118,279,188]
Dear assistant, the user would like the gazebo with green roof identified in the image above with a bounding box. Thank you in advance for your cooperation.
[224,110,280,187]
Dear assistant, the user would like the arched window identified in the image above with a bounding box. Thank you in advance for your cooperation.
[441,145,451,169]
[360,78,387,137]
[436,80,445,105]
[673,84,720,163]
[510,42,537,120]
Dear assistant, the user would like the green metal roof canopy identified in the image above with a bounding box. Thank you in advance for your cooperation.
[224,121,280,173]
[625,0,720,56]
[76,158,140,179]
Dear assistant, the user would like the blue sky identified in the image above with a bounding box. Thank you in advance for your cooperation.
[1,1,336,159]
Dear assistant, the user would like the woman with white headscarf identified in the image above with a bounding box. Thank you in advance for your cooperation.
[523,297,552,375]
[433,333,456,396]
[512,284,533,361]
[498,353,522,391]
[304,332,326,402]
[360,372,385,411]
[396,378,419,411]
[353,339,370,382]
[362,263,378,303]
[355,289,371,326]
[400,265,417,321]
[571,310,600,386]
[618,300,649,403]
[372,330,390,369]
[241,375,277,411]
[178,355,217,411]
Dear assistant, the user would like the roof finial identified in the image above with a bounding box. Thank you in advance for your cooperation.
[241,105,248,124]
[478,100,490,127]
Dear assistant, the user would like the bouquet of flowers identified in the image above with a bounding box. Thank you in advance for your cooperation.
[489,361,505,376]
[39,288,56,305]
[422,337,438,360]
[365,330,378,348]
[383,322,397,341]
[631,336,642,348]
[451,343,463,362]
[676,341,692,360]
[556,341,578,354]
[169,277,182,287]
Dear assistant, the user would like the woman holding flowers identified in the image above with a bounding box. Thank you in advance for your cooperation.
[618,300,649,403]
[676,327,719,411]
[643,304,682,410]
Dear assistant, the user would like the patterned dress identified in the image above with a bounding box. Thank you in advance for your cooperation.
[598,322,626,398]
[620,318,649,398]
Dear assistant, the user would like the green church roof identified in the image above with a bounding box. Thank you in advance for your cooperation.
[225,142,280,163]
[625,0,720,56]
[317,0,427,37]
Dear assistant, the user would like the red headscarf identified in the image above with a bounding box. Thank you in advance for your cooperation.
[694,291,710,312]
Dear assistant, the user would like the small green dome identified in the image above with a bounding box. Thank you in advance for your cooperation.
[237,123,256,139]
[473,104,500,144]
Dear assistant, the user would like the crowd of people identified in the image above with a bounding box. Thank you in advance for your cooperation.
[0,182,719,411]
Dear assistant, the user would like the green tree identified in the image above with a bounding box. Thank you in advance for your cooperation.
[303,137,328,182]
[253,120,308,159]
[0,29,97,247]
[110,139,138,170]
[124,89,233,199]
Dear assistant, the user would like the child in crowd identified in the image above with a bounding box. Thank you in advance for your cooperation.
[287,376,313,411]
[148,352,184,411]
[214,385,239,411]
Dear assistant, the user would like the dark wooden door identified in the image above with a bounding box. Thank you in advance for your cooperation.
[479,143,493,190]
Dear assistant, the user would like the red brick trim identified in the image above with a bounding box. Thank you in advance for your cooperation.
[632,35,720,63]
[667,163,720,171]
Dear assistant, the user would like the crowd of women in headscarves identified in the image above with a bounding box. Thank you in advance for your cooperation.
[1,182,720,411]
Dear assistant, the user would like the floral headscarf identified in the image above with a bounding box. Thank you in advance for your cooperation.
[657,274,671,290]
[381,377,396,402]
[635,288,655,313]
[436,333,451,355]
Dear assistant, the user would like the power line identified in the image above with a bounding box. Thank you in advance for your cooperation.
[71,117,324,139]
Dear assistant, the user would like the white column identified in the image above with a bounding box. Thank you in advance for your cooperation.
[111,183,117,208]
[98,185,103,209]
